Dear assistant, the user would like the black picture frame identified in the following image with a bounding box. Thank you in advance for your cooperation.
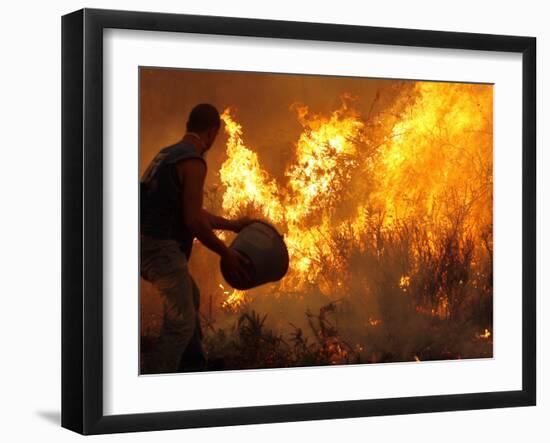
[61,8,536,435]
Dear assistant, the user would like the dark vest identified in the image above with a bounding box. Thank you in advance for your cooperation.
[140,141,206,259]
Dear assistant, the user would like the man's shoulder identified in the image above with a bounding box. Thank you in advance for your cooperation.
[161,142,206,166]
[160,141,193,155]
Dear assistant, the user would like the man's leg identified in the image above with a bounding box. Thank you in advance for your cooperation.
[177,277,206,372]
[141,236,197,373]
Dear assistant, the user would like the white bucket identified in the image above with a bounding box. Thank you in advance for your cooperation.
[221,221,289,290]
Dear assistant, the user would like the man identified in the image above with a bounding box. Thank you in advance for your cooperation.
[140,103,252,372]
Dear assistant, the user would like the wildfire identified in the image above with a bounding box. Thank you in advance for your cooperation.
[221,99,369,291]
[218,81,492,311]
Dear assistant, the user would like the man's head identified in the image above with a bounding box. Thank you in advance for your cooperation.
[186,103,221,153]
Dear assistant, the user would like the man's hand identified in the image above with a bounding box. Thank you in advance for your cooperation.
[221,249,252,286]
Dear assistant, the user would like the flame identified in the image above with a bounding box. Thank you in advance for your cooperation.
[368,317,382,327]
[219,283,247,311]
[284,102,363,223]
[373,82,492,235]
[220,99,368,291]
[399,275,411,291]
[217,81,492,310]
[220,109,284,223]
[476,328,492,340]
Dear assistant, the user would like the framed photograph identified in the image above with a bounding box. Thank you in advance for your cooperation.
[61,8,536,435]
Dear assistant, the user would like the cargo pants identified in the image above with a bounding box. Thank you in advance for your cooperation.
[140,235,205,372]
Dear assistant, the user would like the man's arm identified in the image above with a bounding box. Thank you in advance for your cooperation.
[176,160,229,257]
[176,159,251,284]
[202,210,235,231]
[202,209,256,233]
